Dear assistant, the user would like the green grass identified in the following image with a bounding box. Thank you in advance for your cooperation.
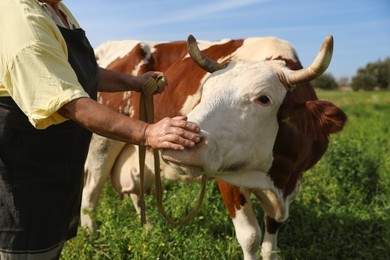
[61,90,390,260]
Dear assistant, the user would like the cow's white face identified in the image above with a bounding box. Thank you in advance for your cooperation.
[162,59,288,177]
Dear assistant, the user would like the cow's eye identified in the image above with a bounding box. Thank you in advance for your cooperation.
[257,95,271,105]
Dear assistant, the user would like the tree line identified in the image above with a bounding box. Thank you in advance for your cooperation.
[312,57,390,91]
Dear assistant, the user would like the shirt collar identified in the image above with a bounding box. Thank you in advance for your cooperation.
[35,0,77,29]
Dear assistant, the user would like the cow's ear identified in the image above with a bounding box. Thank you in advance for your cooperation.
[289,100,347,140]
[306,100,347,133]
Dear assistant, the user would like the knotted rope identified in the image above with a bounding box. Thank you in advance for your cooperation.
[138,76,207,226]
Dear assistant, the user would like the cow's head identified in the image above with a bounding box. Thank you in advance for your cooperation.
[162,35,334,178]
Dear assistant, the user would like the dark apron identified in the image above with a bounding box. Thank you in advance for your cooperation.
[0,26,99,255]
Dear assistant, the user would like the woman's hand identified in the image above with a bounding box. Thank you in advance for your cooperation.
[144,116,201,150]
[135,71,167,94]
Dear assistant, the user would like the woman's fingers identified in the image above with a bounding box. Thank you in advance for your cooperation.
[169,116,200,143]
[145,117,201,150]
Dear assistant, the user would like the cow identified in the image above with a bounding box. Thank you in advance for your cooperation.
[81,35,347,260]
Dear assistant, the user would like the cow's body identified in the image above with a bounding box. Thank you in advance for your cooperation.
[82,36,346,259]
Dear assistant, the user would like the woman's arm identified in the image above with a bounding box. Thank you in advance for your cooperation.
[87,68,199,150]
[98,67,164,92]
[58,97,200,150]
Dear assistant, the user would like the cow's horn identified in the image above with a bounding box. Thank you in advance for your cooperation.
[286,35,334,85]
[187,35,227,73]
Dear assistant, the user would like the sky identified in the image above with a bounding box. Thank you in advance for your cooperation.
[65,0,390,80]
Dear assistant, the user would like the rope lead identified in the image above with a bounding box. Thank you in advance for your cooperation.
[138,76,207,226]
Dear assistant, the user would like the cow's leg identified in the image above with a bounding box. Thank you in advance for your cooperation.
[129,193,141,215]
[234,192,262,260]
[253,190,283,260]
[254,182,300,260]
[261,216,281,260]
[217,180,261,260]
[81,135,126,233]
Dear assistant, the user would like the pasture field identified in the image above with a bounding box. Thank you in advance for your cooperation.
[61,90,390,260]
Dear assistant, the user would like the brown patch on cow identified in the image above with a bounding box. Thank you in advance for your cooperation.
[99,40,245,122]
[108,43,148,74]
[98,43,148,113]
[268,57,347,196]
[203,40,244,62]
[217,179,246,218]
[129,41,207,120]
[149,40,244,120]
[265,216,282,234]
[98,92,130,114]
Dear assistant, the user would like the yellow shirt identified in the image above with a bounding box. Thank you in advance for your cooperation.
[0,0,90,129]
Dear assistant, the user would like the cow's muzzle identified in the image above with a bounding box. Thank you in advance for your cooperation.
[162,131,219,177]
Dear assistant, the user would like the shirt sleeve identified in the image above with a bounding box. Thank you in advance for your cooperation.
[0,0,90,129]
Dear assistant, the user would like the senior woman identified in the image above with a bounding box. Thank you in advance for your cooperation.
[0,0,200,259]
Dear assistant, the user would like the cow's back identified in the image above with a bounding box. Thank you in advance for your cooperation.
[95,37,300,119]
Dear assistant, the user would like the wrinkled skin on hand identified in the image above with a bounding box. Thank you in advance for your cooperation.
[145,116,201,150]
